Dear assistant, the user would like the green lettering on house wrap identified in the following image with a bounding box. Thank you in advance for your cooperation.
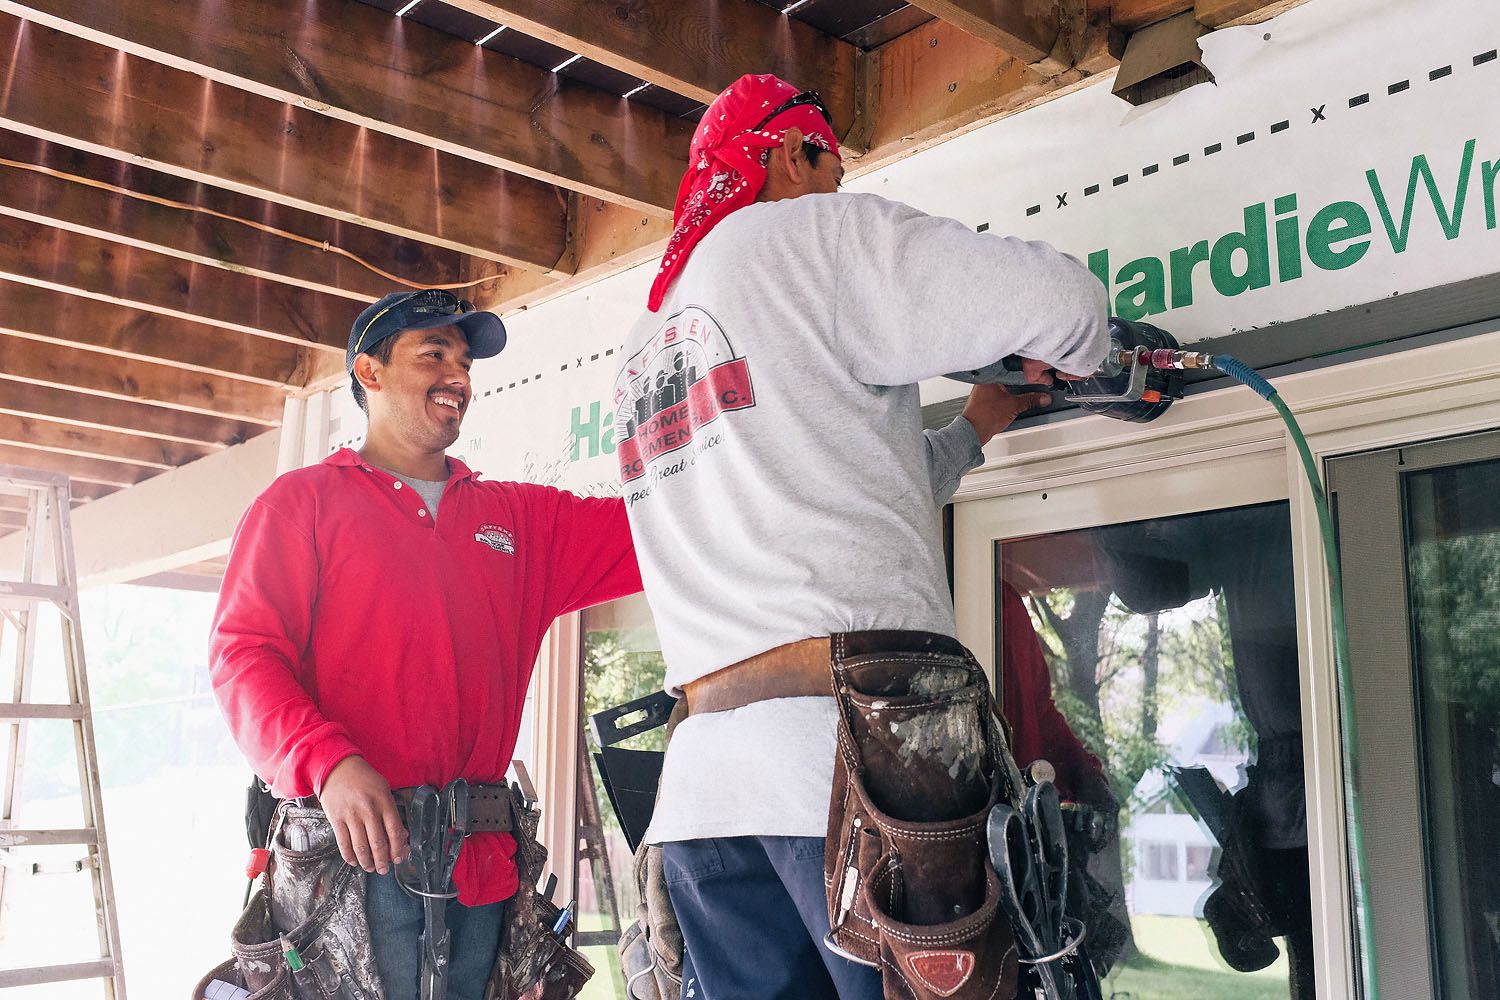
[569,401,616,461]
[1087,138,1498,321]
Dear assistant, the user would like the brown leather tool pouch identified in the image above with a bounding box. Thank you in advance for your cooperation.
[824,631,1023,1000]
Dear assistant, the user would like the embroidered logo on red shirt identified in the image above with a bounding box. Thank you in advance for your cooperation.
[613,306,755,483]
[473,524,515,554]
[904,950,976,997]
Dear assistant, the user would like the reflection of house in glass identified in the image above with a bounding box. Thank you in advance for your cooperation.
[1123,701,1248,918]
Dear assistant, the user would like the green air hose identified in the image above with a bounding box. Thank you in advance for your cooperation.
[1211,354,1378,1000]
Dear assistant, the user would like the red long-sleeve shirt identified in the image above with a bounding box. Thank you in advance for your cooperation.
[209,449,641,905]
[999,583,1110,805]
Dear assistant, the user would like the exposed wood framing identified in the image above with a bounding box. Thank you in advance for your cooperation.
[0,337,287,425]
[1109,0,1191,30]
[0,217,353,353]
[0,444,152,488]
[907,0,1063,63]
[0,135,480,301]
[0,414,215,469]
[442,0,861,138]
[0,381,258,448]
[852,15,1116,172]
[0,14,571,269]
[2,0,694,215]
[0,147,469,304]
[0,283,334,388]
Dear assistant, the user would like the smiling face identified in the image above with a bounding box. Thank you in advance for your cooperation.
[357,327,474,454]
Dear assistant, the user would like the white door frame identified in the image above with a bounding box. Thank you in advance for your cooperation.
[952,320,1500,1000]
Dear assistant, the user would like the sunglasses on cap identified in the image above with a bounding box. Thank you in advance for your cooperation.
[751,91,831,133]
[352,289,475,356]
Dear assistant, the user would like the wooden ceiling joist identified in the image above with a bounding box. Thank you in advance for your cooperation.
[0,282,333,388]
[441,0,859,136]
[0,14,571,270]
[2,0,695,215]
[0,217,357,354]
[0,413,215,470]
[0,443,153,488]
[908,0,1065,63]
[0,381,260,448]
[0,336,287,425]
[0,137,479,303]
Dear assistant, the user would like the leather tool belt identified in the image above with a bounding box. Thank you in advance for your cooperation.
[682,636,832,714]
[393,781,516,833]
[822,630,1027,1000]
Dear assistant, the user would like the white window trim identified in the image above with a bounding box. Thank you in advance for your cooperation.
[953,321,1500,1000]
[532,610,582,900]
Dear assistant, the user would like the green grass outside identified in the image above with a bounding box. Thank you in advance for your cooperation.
[1106,914,1290,1000]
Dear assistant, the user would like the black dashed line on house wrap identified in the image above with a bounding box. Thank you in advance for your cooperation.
[1430,65,1452,80]
[1389,80,1410,94]
[1085,183,1101,195]
[1349,93,1370,108]
[1142,164,1160,176]
[1476,49,1497,66]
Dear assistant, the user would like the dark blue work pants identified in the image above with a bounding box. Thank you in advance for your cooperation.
[662,836,882,1000]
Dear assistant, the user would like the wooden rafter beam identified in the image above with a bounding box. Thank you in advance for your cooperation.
[0,336,287,425]
[3,0,694,215]
[0,381,259,447]
[0,444,154,489]
[0,135,480,302]
[0,216,356,354]
[906,0,1064,63]
[1109,0,1190,30]
[0,15,571,270]
[843,16,1116,176]
[442,0,859,137]
[0,281,337,388]
[0,414,214,470]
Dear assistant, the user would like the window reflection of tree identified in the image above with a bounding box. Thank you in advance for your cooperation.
[1004,502,1311,1000]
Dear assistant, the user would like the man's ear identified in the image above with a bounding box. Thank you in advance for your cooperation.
[353,353,381,396]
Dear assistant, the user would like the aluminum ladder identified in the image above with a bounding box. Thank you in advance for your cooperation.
[0,464,126,996]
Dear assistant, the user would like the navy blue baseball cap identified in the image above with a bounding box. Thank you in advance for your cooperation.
[347,289,507,372]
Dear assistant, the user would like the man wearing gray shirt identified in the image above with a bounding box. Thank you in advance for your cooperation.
[615,74,1108,1000]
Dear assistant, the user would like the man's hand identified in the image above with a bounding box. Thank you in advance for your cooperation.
[1020,357,1091,385]
[319,756,409,874]
[961,384,1053,447]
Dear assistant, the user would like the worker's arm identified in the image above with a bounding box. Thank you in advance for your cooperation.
[831,194,1110,385]
[209,497,407,873]
[925,387,1053,505]
[531,489,644,618]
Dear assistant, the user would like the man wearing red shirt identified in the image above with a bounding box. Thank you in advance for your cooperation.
[209,289,642,1000]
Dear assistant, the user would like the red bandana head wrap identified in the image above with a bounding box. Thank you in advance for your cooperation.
[647,73,841,311]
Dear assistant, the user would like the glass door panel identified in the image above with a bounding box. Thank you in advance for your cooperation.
[997,501,1313,1000]
[1331,429,1500,1000]
[1403,456,1500,997]
[574,593,667,1000]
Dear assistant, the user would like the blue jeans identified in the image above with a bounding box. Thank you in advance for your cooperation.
[364,870,506,1000]
[663,836,882,1000]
